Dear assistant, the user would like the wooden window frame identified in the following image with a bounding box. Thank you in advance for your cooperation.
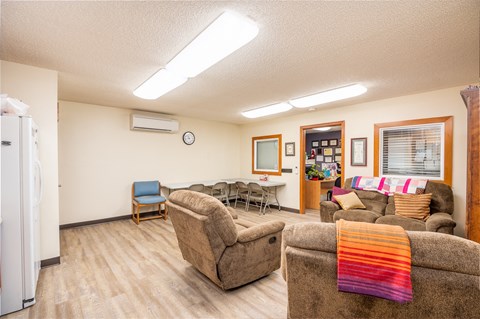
[374,116,453,185]
[252,134,282,176]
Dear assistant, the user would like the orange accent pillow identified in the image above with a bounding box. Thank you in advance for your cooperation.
[394,193,432,221]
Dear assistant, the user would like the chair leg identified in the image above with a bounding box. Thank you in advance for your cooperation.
[225,192,230,206]
[163,202,168,220]
[132,204,140,225]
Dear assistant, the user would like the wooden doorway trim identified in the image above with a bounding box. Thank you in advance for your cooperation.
[299,121,345,214]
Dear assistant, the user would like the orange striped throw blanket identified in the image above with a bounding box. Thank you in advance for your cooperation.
[336,220,413,303]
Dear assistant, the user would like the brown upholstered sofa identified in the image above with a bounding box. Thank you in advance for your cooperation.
[320,177,456,233]
[166,190,285,290]
[282,222,480,319]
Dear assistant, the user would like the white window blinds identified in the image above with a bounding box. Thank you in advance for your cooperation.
[380,123,444,179]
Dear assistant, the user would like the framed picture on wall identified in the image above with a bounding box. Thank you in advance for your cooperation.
[324,156,332,163]
[312,140,319,148]
[285,142,295,156]
[329,139,338,146]
[321,140,329,147]
[323,148,333,156]
[335,147,342,154]
[335,155,342,162]
[316,155,324,162]
[351,137,367,166]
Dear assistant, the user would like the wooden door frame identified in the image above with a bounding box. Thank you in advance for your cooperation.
[299,121,345,214]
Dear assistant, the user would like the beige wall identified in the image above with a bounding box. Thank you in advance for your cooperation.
[1,60,60,260]
[58,101,241,225]
[239,86,468,237]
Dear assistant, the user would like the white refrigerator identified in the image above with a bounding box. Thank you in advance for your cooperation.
[1,115,41,315]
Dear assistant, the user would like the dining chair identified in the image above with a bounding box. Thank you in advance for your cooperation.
[234,181,249,210]
[247,182,270,214]
[326,177,342,201]
[211,182,230,206]
[188,184,205,193]
[131,180,167,224]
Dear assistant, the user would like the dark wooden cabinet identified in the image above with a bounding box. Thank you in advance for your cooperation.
[461,86,479,243]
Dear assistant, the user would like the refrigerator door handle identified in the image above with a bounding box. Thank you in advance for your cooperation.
[34,160,43,207]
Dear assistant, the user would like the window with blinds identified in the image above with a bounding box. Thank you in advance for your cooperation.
[380,123,444,179]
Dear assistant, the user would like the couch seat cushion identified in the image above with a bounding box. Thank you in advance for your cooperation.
[375,215,426,231]
[333,209,381,223]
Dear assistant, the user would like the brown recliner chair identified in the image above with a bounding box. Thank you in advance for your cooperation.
[167,190,285,290]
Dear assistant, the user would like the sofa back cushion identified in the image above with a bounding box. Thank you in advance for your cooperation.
[425,181,454,214]
[168,190,238,247]
[355,189,388,214]
[386,181,454,216]
[344,177,388,214]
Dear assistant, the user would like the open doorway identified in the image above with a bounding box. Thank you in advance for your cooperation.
[299,121,345,214]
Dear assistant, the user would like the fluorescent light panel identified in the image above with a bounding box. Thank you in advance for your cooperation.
[289,84,367,108]
[134,11,258,100]
[241,102,292,119]
[314,127,331,131]
[167,11,259,78]
[133,69,187,100]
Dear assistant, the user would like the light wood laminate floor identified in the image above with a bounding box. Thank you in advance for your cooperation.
[4,206,320,319]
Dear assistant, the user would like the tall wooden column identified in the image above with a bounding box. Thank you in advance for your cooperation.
[461,86,479,243]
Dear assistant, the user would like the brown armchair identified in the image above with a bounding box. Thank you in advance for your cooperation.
[167,190,285,290]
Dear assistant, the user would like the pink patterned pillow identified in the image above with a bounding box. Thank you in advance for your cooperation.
[331,186,351,204]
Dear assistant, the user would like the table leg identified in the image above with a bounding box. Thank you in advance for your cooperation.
[274,186,281,211]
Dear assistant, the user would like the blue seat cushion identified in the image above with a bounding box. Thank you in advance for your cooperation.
[135,195,166,205]
[134,181,160,197]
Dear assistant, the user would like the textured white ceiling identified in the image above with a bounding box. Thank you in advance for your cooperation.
[1,1,478,124]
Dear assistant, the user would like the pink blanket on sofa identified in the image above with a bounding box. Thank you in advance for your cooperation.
[351,176,428,196]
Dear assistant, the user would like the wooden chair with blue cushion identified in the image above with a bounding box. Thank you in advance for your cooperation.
[131,180,167,224]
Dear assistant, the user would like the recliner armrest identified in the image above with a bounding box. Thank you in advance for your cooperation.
[320,201,340,223]
[237,221,285,243]
[425,212,456,234]
[226,207,238,219]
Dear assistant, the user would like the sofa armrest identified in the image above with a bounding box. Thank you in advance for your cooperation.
[320,201,340,223]
[237,221,285,243]
[425,212,456,234]
[226,206,238,219]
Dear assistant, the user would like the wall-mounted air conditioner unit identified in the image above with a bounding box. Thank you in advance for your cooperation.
[130,113,179,133]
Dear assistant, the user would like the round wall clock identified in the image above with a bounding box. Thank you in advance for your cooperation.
[182,131,195,145]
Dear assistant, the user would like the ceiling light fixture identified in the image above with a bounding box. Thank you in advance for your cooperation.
[133,69,187,100]
[167,11,259,78]
[241,102,292,119]
[134,11,259,100]
[289,84,367,108]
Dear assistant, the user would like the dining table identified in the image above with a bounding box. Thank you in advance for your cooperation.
[162,178,286,210]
